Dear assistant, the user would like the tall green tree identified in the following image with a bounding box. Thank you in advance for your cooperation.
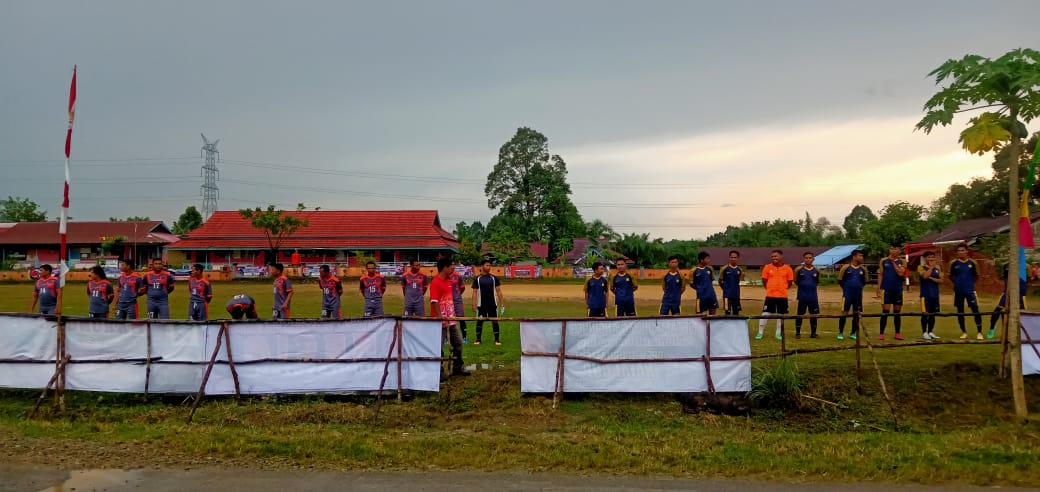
[110,216,151,222]
[931,133,1039,220]
[842,205,876,240]
[485,127,584,261]
[239,204,310,263]
[452,221,486,247]
[916,48,1040,421]
[172,206,204,235]
[613,232,666,268]
[858,201,930,256]
[1,196,47,222]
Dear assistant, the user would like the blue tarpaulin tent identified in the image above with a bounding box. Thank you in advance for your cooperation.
[812,244,864,268]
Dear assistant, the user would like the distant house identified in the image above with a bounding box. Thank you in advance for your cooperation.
[914,212,1040,245]
[0,221,176,268]
[554,238,627,265]
[166,210,458,267]
[698,247,830,269]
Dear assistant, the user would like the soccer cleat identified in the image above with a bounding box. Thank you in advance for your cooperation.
[462,337,469,344]
[878,334,886,341]
[894,333,904,341]
[837,334,844,340]
[959,333,968,339]
[473,340,482,345]
[810,333,818,339]
[775,333,783,340]
[930,332,940,339]
[495,341,502,346]
[986,328,996,339]
[795,333,801,339]
[755,333,764,340]
[976,333,984,340]
[922,333,932,340]
[850,334,857,340]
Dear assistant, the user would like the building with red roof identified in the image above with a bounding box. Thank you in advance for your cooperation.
[0,221,176,268]
[166,210,459,267]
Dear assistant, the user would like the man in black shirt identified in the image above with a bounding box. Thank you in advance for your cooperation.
[471,260,505,345]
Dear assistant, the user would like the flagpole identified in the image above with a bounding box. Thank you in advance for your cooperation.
[58,65,76,314]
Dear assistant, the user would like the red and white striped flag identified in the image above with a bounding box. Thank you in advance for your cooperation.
[59,66,76,287]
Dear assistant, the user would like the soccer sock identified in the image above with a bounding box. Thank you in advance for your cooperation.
[921,315,928,334]
[475,322,483,342]
[893,311,901,333]
[989,310,1001,331]
[493,322,501,342]
[775,318,783,336]
[880,309,889,334]
[757,313,768,335]
[838,316,846,334]
[459,320,468,338]
[810,318,817,335]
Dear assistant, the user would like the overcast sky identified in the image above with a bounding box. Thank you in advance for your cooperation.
[1,1,1036,239]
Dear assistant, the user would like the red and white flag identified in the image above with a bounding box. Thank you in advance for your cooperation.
[59,66,76,287]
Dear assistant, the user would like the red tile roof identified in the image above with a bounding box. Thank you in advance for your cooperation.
[0,221,172,245]
[528,242,549,259]
[168,210,459,251]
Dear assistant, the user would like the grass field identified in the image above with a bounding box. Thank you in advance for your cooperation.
[1,280,1039,486]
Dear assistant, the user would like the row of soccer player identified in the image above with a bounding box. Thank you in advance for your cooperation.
[582,245,1025,341]
[30,258,508,344]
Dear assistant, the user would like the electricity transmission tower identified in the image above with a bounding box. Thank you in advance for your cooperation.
[200,133,220,218]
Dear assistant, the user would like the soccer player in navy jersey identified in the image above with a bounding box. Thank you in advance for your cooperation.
[837,250,867,340]
[987,263,1028,339]
[918,251,942,340]
[793,252,820,339]
[584,262,609,317]
[610,259,638,317]
[718,251,744,316]
[660,255,686,315]
[949,244,983,339]
[877,245,907,340]
[691,252,718,315]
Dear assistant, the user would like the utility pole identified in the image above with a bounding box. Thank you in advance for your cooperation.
[200,133,220,219]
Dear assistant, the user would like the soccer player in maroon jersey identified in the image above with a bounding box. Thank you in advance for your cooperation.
[271,263,294,319]
[318,264,344,319]
[87,266,115,318]
[31,264,61,315]
[188,264,213,321]
[144,258,175,319]
[360,261,387,316]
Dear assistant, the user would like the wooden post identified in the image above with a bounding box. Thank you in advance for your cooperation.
[854,312,862,391]
[186,324,225,424]
[552,321,568,410]
[1000,307,1011,379]
[396,319,403,402]
[371,320,400,424]
[56,316,66,412]
[144,322,152,399]
[221,322,242,399]
[29,354,71,418]
[859,317,900,430]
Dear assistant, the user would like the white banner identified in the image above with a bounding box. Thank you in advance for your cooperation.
[1022,313,1040,376]
[0,316,58,389]
[0,314,443,394]
[520,317,751,393]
